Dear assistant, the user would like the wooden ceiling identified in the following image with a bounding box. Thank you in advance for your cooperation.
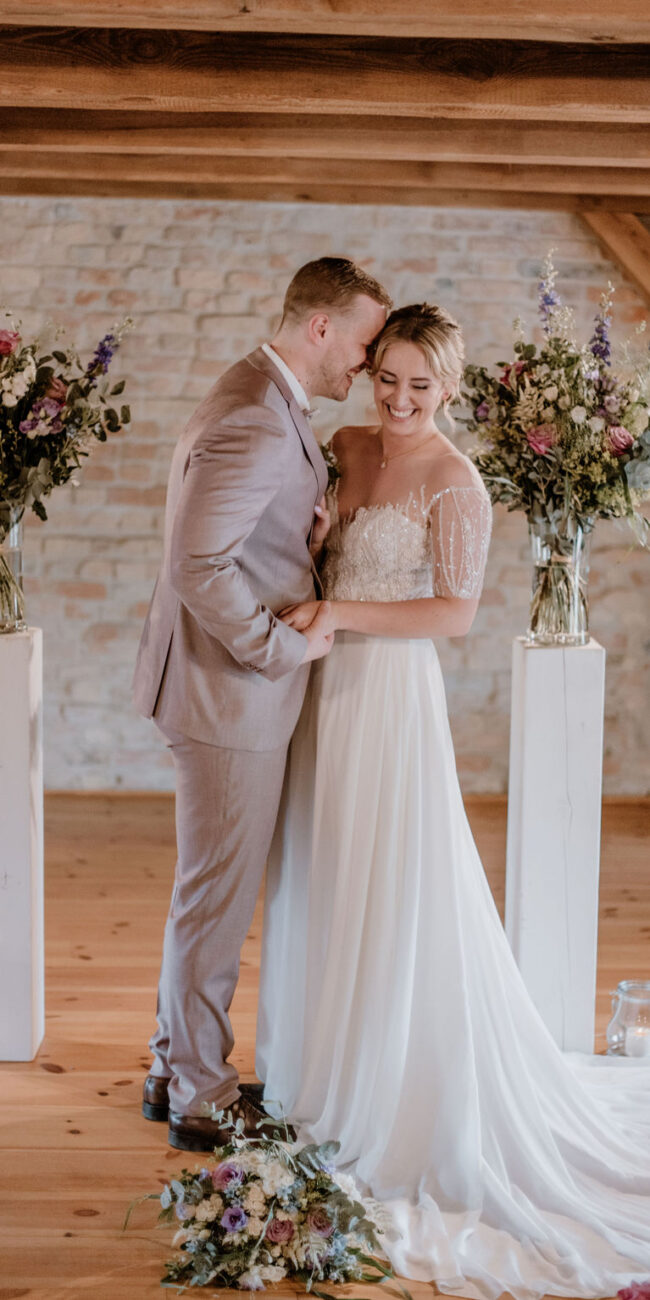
[0,3,649,295]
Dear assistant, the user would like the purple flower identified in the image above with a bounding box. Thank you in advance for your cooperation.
[85,331,117,386]
[538,257,561,335]
[90,332,116,373]
[589,290,613,367]
[212,1161,244,1191]
[266,1216,295,1244]
[41,397,60,418]
[19,395,64,438]
[175,1201,191,1221]
[603,393,620,414]
[475,400,490,421]
[307,1207,335,1238]
[221,1206,248,1233]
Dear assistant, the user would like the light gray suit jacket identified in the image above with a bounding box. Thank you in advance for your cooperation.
[133,347,329,751]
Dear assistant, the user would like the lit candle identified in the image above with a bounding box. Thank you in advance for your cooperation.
[624,1026,650,1059]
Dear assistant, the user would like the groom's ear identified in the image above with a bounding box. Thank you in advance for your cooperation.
[306,312,330,345]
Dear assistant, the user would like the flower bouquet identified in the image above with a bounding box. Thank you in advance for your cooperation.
[0,313,132,630]
[128,1109,400,1295]
[463,255,650,644]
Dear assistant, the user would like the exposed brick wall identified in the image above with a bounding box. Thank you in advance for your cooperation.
[2,196,648,792]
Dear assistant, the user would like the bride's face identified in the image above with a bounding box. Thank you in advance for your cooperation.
[373,340,446,437]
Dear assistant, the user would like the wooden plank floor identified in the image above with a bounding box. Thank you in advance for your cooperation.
[1,794,648,1299]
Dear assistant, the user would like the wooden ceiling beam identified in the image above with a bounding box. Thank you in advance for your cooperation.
[0,110,647,170]
[0,30,646,123]
[1,1,648,44]
[1,175,648,211]
[581,212,650,304]
[2,151,649,198]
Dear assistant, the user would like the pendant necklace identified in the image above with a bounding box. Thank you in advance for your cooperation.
[379,430,438,469]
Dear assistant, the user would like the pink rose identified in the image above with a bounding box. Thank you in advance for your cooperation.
[526,424,557,456]
[0,329,20,355]
[306,1207,335,1238]
[607,425,634,457]
[211,1161,244,1191]
[45,376,68,405]
[617,1284,650,1300]
[266,1216,295,1244]
[500,360,527,387]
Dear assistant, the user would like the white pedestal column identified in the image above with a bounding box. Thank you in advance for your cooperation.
[505,637,605,1054]
[0,628,44,1061]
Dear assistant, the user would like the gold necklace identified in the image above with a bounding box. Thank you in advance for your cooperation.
[379,430,438,469]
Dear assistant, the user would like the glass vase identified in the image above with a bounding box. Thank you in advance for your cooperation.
[0,506,27,633]
[527,517,592,647]
[606,980,650,1059]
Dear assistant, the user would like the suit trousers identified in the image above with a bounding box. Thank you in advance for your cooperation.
[149,721,289,1115]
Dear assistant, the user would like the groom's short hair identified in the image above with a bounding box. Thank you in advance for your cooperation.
[281,257,392,324]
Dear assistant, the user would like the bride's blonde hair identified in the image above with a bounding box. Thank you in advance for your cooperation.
[369,302,465,429]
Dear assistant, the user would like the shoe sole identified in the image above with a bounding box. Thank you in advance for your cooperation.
[142,1101,169,1122]
[168,1128,222,1152]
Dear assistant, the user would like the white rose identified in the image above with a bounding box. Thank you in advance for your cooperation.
[261,1164,295,1197]
[626,405,649,437]
[12,372,29,397]
[558,395,571,409]
[238,1268,264,1291]
[543,385,558,401]
[589,415,605,433]
[247,1216,265,1236]
[570,406,587,424]
[195,1197,220,1223]
[2,390,18,407]
[245,1191,267,1215]
[259,1265,287,1282]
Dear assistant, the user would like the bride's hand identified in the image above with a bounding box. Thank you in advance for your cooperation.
[279,599,337,635]
[310,496,331,554]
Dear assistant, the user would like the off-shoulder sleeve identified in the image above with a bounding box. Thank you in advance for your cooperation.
[429,485,492,600]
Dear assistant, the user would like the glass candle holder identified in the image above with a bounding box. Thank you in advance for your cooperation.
[606,980,650,1059]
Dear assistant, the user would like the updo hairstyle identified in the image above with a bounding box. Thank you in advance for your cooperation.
[369,302,465,428]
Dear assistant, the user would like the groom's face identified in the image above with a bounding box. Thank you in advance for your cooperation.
[318,295,387,402]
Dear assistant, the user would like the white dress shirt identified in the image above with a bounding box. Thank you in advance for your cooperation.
[261,342,311,414]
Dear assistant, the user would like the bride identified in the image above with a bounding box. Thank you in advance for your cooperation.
[255,303,650,1300]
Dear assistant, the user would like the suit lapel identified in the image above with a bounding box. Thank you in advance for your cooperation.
[247,348,328,498]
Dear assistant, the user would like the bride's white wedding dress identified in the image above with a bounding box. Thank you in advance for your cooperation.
[256,481,650,1300]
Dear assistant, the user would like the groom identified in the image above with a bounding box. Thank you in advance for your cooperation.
[133,256,391,1151]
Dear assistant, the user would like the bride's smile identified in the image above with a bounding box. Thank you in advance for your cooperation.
[374,338,448,445]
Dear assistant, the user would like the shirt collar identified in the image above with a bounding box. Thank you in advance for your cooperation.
[261,342,311,414]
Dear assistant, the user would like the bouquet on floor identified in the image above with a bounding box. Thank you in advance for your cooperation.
[129,1109,397,1295]
[0,311,133,542]
[462,253,650,545]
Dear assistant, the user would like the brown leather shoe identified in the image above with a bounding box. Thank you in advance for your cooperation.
[240,1080,265,1104]
[168,1094,283,1152]
[142,1074,170,1122]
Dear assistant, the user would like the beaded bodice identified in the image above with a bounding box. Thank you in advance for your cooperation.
[321,484,492,604]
